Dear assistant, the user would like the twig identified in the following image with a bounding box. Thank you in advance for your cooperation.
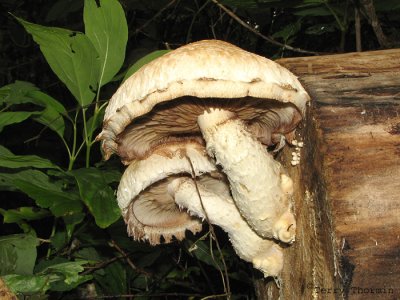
[133,0,178,35]
[186,156,231,300]
[186,0,211,43]
[354,5,362,52]
[109,240,153,277]
[210,0,322,55]
[360,0,392,48]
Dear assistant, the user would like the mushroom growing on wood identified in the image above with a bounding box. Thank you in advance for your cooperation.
[97,40,310,273]
[197,108,296,242]
[169,176,284,277]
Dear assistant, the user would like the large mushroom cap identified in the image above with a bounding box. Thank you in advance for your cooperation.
[97,39,310,161]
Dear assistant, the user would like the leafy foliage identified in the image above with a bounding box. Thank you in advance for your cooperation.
[0,0,398,298]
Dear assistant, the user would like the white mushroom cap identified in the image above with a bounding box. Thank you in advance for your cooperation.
[97,40,310,160]
[117,141,218,244]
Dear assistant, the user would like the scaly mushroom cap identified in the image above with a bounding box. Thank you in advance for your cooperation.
[97,39,310,161]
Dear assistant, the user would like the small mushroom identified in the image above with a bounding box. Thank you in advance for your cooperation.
[117,140,217,244]
[169,176,284,277]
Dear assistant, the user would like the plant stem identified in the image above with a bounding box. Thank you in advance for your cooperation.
[67,109,80,171]
[46,218,57,259]
[82,108,91,168]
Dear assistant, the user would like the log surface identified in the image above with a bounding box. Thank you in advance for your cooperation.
[277,49,400,300]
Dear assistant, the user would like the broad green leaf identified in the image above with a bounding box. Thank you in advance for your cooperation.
[63,212,86,238]
[74,247,102,262]
[0,145,60,169]
[2,273,56,294]
[272,20,302,42]
[16,17,99,106]
[0,233,38,276]
[28,90,67,137]
[0,82,66,136]
[0,207,50,224]
[0,81,39,105]
[43,260,91,289]
[84,0,128,87]
[0,111,35,132]
[72,167,120,228]
[94,261,127,295]
[50,231,68,252]
[3,260,91,294]
[1,170,83,217]
[123,50,170,82]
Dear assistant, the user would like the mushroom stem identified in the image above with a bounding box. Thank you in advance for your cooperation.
[169,177,284,277]
[197,108,296,243]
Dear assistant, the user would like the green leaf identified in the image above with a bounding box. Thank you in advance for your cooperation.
[72,167,120,228]
[16,17,99,106]
[84,0,128,87]
[3,260,91,294]
[94,261,127,295]
[43,260,90,286]
[28,90,67,137]
[0,145,60,169]
[0,111,35,132]
[0,233,38,276]
[272,20,302,42]
[0,81,67,136]
[2,273,55,294]
[123,50,170,82]
[63,212,86,238]
[1,170,83,217]
[0,81,39,105]
[0,207,50,224]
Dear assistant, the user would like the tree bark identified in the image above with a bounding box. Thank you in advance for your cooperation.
[255,49,400,299]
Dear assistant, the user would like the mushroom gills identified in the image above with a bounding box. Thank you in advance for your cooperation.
[117,141,217,245]
[197,108,296,243]
[116,97,302,164]
[169,176,284,277]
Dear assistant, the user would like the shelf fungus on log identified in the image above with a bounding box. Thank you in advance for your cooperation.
[97,39,310,276]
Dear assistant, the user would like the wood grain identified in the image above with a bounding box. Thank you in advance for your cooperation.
[272,49,400,300]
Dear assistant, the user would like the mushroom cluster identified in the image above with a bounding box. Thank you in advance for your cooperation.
[97,40,310,277]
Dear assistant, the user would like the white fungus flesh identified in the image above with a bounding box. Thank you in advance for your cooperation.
[197,108,296,243]
[117,141,217,245]
[169,177,284,277]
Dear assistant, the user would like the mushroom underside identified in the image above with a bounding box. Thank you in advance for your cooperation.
[116,97,301,164]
